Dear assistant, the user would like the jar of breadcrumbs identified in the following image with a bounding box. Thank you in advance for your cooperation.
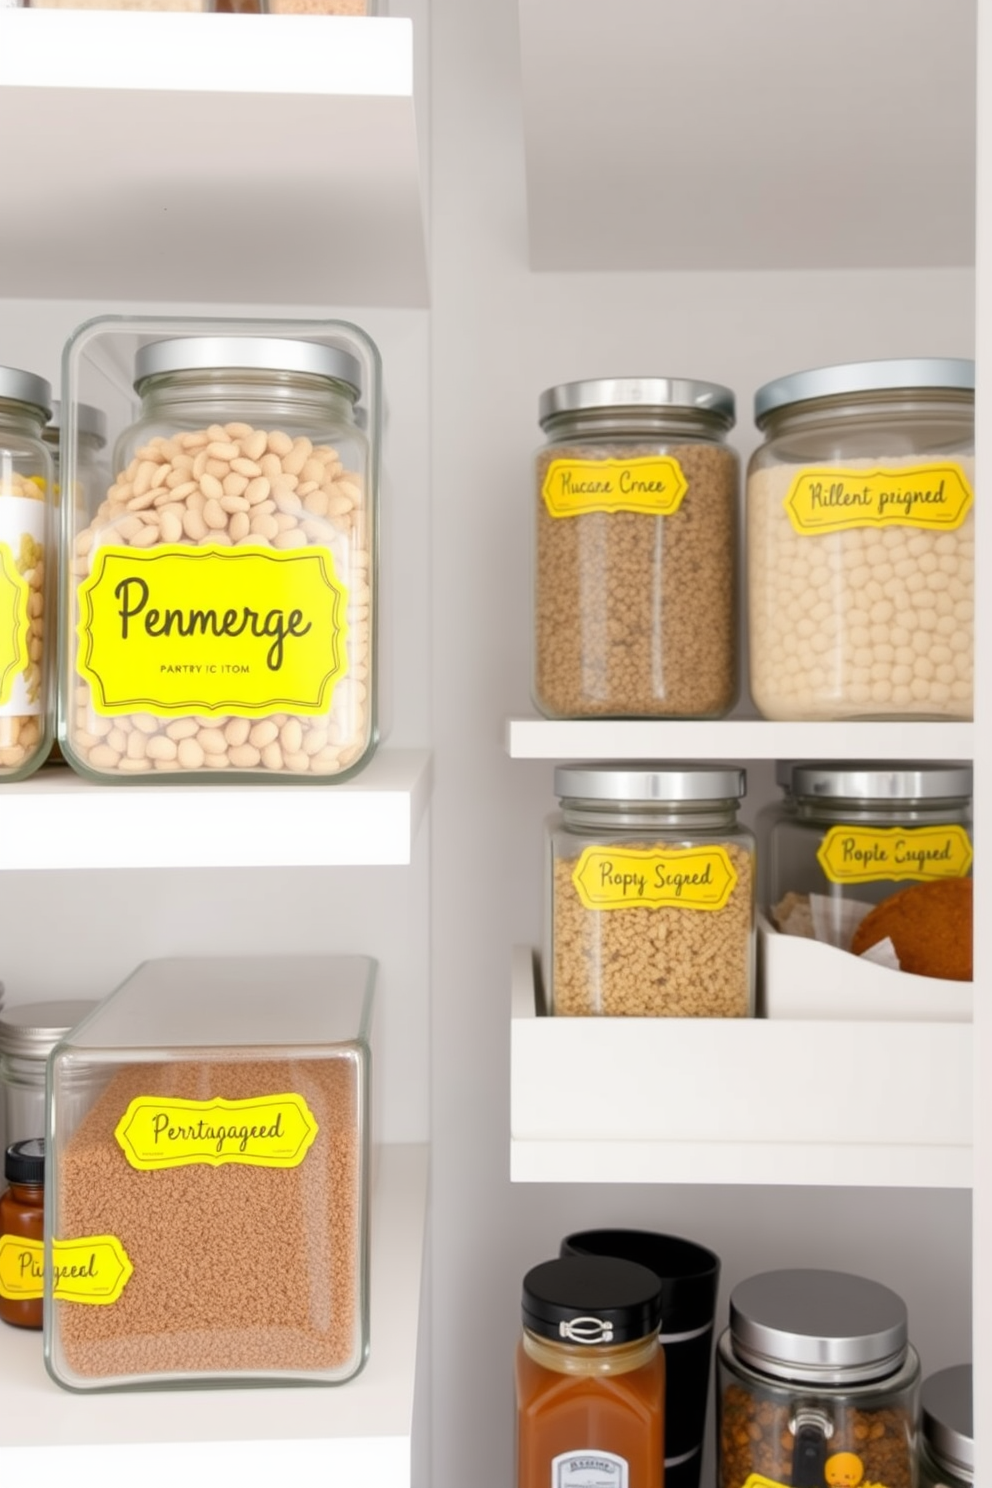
[62,332,376,782]
[534,378,739,719]
[548,764,755,1017]
[748,358,974,721]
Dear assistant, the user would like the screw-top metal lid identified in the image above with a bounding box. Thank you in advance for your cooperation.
[134,338,362,398]
[789,762,972,803]
[539,377,735,430]
[755,357,974,425]
[523,1255,663,1346]
[922,1364,973,1476]
[45,400,108,448]
[0,367,52,422]
[555,763,746,804]
[0,1000,99,1061]
[729,1270,909,1385]
[5,1137,44,1186]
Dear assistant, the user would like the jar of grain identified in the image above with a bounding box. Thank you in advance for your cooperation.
[919,1365,973,1488]
[748,358,973,720]
[43,400,108,518]
[534,378,739,719]
[548,764,755,1016]
[62,332,376,782]
[717,1269,920,1488]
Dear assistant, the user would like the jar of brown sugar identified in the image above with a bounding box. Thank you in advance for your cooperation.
[547,764,755,1017]
[534,377,739,719]
[717,1269,920,1488]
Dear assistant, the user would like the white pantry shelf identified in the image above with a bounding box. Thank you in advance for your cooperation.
[0,11,428,305]
[518,0,975,273]
[507,718,974,762]
[0,1143,427,1488]
[510,947,972,1188]
[0,748,431,869]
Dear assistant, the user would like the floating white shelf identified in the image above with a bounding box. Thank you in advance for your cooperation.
[0,1143,427,1488]
[507,718,974,762]
[0,748,431,870]
[518,0,975,273]
[510,947,973,1188]
[0,11,428,305]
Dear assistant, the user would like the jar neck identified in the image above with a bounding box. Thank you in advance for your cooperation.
[543,407,729,444]
[522,1327,658,1377]
[6,1181,43,1204]
[795,795,970,826]
[138,369,357,427]
[0,401,45,441]
[561,797,741,832]
[759,388,973,441]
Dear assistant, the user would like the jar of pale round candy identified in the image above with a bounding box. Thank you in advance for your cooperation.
[747,359,973,721]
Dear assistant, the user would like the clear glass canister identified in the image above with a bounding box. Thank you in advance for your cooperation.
[62,333,376,782]
[0,368,54,781]
[748,358,973,721]
[534,378,739,719]
[919,1365,973,1488]
[717,1269,920,1488]
[43,400,108,519]
[0,1000,98,1151]
[548,764,755,1016]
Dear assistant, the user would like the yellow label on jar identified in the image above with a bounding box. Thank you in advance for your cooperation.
[0,1234,43,1300]
[817,823,973,884]
[52,1236,133,1305]
[783,463,973,534]
[114,1093,320,1172]
[741,1456,892,1488]
[76,544,349,718]
[0,542,30,708]
[542,457,689,518]
[571,845,738,911]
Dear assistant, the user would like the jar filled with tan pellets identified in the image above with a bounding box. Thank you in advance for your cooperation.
[534,377,739,719]
[62,332,377,782]
[547,764,755,1017]
[748,358,973,721]
[0,368,53,782]
[718,1269,920,1488]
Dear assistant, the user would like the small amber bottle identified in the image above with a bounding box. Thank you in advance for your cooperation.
[0,1139,45,1329]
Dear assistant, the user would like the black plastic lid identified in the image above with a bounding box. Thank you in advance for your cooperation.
[522,1255,663,1346]
[5,1138,44,1185]
[561,1229,720,1333]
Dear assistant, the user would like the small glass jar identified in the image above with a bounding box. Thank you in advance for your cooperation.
[0,1139,44,1330]
[0,1000,98,1149]
[548,764,755,1017]
[717,1269,920,1488]
[516,1255,664,1488]
[919,1365,973,1488]
[534,378,739,720]
[63,333,377,783]
[748,358,973,721]
[43,400,108,519]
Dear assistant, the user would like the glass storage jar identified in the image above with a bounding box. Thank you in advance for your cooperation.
[43,400,108,518]
[548,764,755,1017]
[0,1000,98,1150]
[919,1365,972,1488]
[534,377,739,719]
[516,1254,665,1488]
[717,1269,920,1488]
[62,334,376,782]
[748,358,973,721]
[0,1138,45,1330]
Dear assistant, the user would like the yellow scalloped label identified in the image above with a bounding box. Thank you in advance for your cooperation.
[0,542,30,708]
[114,1093,320,1171]
[52,1236,133,1305]
[77,543,349,717]
[784,463,973,534]
[0,1234,44,1300]
[571,845,738,911]
[817,824,973,884]
[541,457,688,518]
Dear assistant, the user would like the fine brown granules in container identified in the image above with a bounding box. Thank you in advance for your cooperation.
[534,442,738,719]
[55,1056,359,1381]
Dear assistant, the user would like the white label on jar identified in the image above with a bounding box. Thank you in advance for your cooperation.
[0,496,44,717]
[552,1451,629,1488]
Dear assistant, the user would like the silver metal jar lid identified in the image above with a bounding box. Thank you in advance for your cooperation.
[790,762,972,803]
[729,1269,908,1385]
[539,377,735,430]
[555,763,746,803]
[45,400,108,447]
[134,338,362,397]
[755,357,974,425]
[0,1000,99,1060]
[0,367,52,422]
[922,1364,973,1475]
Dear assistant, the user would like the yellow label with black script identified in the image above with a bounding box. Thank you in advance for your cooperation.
[0,1234,44,1300]
[114,1093,320,1172]
[52,1236,134,1305]
[784,463,973,535]
[76,544,349,717]
[817,823,973,884]
[571,845,738,911]
[0,543,30,708]
[542,457,689,518]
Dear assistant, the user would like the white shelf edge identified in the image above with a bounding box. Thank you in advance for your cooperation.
[507,718,975,761]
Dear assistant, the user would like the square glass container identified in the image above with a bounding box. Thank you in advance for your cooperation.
[45,955,373,1391]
